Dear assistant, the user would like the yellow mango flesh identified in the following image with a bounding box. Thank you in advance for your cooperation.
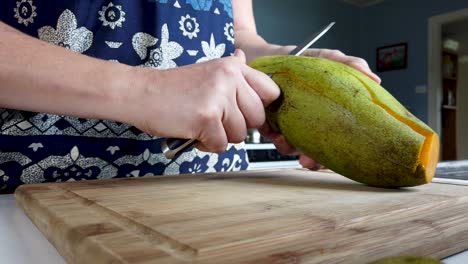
[368,256,443,264]
[249,56,439,188]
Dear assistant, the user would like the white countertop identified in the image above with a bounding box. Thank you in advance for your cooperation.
[1,193,468,264]
[0,194,65,264]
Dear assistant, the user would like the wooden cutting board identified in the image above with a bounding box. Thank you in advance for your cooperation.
[15,169,468,264]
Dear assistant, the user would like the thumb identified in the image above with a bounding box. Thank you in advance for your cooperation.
[234,49,247,64]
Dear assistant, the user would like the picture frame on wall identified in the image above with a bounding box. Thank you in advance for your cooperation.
[376,43,408,72]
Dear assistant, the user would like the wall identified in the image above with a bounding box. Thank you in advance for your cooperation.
[457,61,468,159]
[252,0,361,57]
[359,0,468,122]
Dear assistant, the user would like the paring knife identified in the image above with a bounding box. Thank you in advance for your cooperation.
[161,21,336,160]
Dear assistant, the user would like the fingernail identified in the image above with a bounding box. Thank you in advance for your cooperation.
[374,75,382,84]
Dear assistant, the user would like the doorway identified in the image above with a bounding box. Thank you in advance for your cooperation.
[428,8,468,161]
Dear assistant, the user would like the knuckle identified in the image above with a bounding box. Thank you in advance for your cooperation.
[196,107,220,127]
[331,49,345,56]
[356,57,367,64]
[248,113,265,128]
[227,118,247,143]
[217,60,238,78]
[206,78,223,94]
[316,49,327,57]
[228,131,247,144]
[201,138,226,154]
[349,57,367,65]
[264,79,281,101]
[268,89,281,105]
[212,142,228,153]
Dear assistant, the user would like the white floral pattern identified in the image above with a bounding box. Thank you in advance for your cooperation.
[106,146,120,155]
[187,50,199,56]
[217,154,242,172]
[132,24,183,69]
[20,146,118,184]
[98,2,126,29]
[0,169,9,186]
[105,41,123,49]
[179,14,200,39]
[13,0,37,26]
[38,9,93,53]
[224,22,234,44]
[196,34,226,63]
[28,143,43,152]
[131,33,158,60]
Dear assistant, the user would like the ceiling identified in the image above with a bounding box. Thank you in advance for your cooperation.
[342,0,385,7]
[443,18,468,56]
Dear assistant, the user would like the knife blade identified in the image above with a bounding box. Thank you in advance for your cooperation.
[289,22,335,56]
[161,22,336,160]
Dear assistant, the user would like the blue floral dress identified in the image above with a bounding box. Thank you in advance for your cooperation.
[0,0,248,193]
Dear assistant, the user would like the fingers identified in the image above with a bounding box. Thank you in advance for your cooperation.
[258,122,298,155]
[257,122,279,139]
[242,66,280,107]
[234,48,246,64]
[299,155,320,170]
[223,103,248,143]
[200,50,260,147]
[259,122,324,170]
[344,56,382,84]
[315,48,347,61]
[196,115,228,153]
[196,108,244,153]
[272,134,299,155]
[195,49,280,151]
[234,48,281,129]
[259,122,323,170]
[305,48,381,84]
[236,79,266,128]
[235,49,281,107]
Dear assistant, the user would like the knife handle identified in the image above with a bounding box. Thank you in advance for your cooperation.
[161,138,196,160]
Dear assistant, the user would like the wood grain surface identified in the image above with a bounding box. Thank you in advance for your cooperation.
[15,169,468,264]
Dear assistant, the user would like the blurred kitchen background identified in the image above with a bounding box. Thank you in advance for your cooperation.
[246,0,468,171]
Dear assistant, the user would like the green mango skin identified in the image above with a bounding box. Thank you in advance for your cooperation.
[249,56,437,188]
[368,256,443,264]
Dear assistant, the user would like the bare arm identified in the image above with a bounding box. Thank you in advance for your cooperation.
[0,22,137,123]
[0,22,279,153]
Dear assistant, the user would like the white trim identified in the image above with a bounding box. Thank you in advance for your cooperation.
[244,143,276,150]
[433,177,468,186]
[427,8,468,158]
[248,160,301,170]
[427,18,442,135]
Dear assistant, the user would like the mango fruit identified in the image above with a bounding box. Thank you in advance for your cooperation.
[368,256,443,264]
[249,56,439,188]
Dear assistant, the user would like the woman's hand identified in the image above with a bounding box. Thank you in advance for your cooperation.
[259,48,380,170]
[302,48,381,84]
[128,49,280,153]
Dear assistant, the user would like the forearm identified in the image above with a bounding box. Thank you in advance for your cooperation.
[0,22,138,124]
